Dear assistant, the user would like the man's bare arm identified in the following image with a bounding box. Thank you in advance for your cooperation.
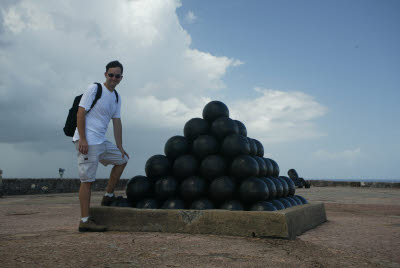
[113,118,129,159]
[77,107,88,154]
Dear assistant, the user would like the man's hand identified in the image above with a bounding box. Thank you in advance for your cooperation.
[78,139,89,155]
[118,147,130,160]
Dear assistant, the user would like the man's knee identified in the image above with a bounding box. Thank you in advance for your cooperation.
[118,162,128,168]
[112,162,127,171]
[80,182,93,189]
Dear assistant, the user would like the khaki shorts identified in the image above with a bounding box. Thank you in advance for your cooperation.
[75,141,129,182]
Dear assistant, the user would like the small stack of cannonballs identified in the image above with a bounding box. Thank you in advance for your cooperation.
[117,101,309,211]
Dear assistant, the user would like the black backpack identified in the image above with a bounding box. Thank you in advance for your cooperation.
[63,83,118,137]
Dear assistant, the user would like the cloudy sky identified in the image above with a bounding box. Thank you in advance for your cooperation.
[0,0,399,181]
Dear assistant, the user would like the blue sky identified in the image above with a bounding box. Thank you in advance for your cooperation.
[177,0,400,181]
[0,0,398,181]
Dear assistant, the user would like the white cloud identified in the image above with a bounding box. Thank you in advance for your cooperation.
[123,95,210,128]
[184,11,197,24]
[232,59,244,67]
[0,0,245,177]
[313,147,363,164]
[0,0,240,144]
[122,86,327,144]
[230,87,327,144]
[0,0,327,178]
[2,1,55,33]
[183,49,234,88]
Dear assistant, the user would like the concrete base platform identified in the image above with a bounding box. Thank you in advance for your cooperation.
[90,202,326,240]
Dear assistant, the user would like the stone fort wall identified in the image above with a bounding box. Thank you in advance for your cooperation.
[0,178,399,196]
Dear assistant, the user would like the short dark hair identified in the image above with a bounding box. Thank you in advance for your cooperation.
[106,60,123,74]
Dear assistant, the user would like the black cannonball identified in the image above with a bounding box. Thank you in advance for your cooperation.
[288,169,299,180]
[161,199,185,209]
[136,198,158,209]
[145,155,171,179]
[202,100,229,122]
[288,170,305,188]
[278,198,292,208]
[220,200,244,211]
[180,176,207,201]
[126,175,153,202]
[259,177,277,200]
[173,154,199,180]
[248,138,257,156]
[110,197,132,208]
[230,155,259,181]
[192,135,219,160]
[221,134,250,158]
[263,158,274,177]
[109,201,119,207]
[270,199,285,210]
[277,177,289,197]
[209,176,236,203]
[164,136,189,161]
[184,118,210,142]
[253,156,267,177]
[284,196,298,206]
[250,201,277,211]
[280,176,296,196]
[200,154,227,180]
[270,177,284,198]
[265,158,280,177]
[109,196,123,207]
[291,196,303,205]
[252,139,264,157]
[190,199,214,210]
[234,120,247,137]
[154,176,178,201]
[293,177,306,188]
[239,177,269,204]
[211,117,239,141]
[119,198,133,207]
[294,195,309,204]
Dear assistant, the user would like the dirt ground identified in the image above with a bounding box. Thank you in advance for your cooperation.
[0,187,399,268]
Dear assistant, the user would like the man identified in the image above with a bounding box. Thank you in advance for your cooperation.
[73,60,129,232]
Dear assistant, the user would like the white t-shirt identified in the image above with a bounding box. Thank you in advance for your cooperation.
[72,83,121,145]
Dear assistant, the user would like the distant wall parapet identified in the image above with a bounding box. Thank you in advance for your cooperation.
[1,179,399,196]
[1,178,128,196]
[309,180,400,188]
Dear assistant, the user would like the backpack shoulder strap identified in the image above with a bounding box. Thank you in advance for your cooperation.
[114,89,119,103]
[87,83,102,113]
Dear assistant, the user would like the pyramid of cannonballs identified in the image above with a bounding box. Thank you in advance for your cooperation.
[117,101,309,211]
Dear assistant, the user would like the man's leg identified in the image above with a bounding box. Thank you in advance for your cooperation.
[79,182,92,218]
[100,162,127,206]
[106,162,127,194]
[75,142,106,232]
[78,181,107,232]
[101,163,127,206]
[100,141,129,206]
[101,160,127,206]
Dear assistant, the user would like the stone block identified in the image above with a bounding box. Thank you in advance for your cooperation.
[90,202,326,240]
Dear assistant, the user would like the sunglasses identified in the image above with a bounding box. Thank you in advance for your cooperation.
[108,73,122,79]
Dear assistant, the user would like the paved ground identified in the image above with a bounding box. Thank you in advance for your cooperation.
[0,187,399,268]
